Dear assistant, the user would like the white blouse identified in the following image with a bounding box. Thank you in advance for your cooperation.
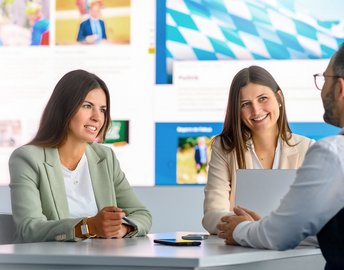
[61,154,98,218]
[250,138,282,169]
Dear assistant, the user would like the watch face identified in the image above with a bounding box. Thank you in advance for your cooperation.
[81,224,89,235]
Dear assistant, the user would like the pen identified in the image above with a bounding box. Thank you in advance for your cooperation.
[122,216,137,228]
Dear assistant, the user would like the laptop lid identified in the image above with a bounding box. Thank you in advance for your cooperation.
[234,169,297,217]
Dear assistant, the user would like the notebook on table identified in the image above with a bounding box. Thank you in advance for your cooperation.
[234,169,297,217]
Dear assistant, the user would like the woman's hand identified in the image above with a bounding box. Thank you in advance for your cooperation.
[88,206,127,238]
[217,206,261,245]
[235,206,261,221]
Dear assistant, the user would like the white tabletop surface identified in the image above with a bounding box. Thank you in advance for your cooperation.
[0,232,324,269]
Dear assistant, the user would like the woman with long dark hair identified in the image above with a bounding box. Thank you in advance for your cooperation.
[9,69,151,242]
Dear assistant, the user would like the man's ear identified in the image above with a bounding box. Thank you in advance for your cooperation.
[338,78,344,99]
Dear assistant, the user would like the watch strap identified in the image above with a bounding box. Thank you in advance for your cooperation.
[80,217,96,238]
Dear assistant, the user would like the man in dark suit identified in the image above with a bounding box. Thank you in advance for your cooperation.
[77,0,107,44]
[194,136,208,174]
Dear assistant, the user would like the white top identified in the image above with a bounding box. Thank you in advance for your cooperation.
[251,138,282,169]
[62,154,98,218]
[90,18,102,42]
[234,128,344,250]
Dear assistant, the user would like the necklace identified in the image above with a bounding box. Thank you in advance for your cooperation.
[60,158,78,171]
[62,166,80,185]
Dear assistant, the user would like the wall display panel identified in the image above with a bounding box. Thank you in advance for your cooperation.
[153,0,344,185]
[0,0,50,46]
[156,0,344,84]
[155,122,223,185]
[0,0,342,188]
[155,122,339,185]
[153,58,340,184]
[0,0,156,186]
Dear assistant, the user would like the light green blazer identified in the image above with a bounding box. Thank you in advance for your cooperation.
[9,143,152,243]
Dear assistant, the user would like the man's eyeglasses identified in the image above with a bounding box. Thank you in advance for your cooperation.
[313,73,341,90]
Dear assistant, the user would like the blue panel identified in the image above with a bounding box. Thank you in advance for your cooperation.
[294,19,317,40]
[289,122,340,141]
[155,122,223,185]
[247,2,270,25]
[159,0,344,84]
[168,9,198,30]
[220,26,245,47]
[209,9,235,28]
[209,37,235,58]
[230,14,259,36]
[156,122,340,185]
[318,20,339,29]
[276,30,304,52]
[193,48,218,60]
[320,44,338,58]
[184,0,210,18]
[264,40,291,59]
[166,25,187,43]
[252,52,268,60]
[255,23,280,44]
[156,0,168,84]
[337,39,344,47]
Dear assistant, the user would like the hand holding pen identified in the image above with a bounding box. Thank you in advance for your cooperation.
[87,206,129,238]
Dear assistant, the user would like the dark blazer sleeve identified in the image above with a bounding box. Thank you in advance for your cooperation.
[100,20,107,39]
[77,19,92,41]
[194,146,201,165]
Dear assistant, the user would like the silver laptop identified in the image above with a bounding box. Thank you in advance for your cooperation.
[234,169,297,217]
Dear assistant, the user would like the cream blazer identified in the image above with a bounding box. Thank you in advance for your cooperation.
[202,134,315,234]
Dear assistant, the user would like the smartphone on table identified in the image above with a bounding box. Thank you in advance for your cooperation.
[181,234,209,240]
[154,239,201,246]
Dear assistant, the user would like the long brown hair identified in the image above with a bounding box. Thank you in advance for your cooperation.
[29,69,111,147]
[216,65,292,168]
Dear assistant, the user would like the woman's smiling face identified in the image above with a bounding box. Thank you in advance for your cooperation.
[240,83,281,135]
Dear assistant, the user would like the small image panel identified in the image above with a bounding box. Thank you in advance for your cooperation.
[105,120,129,146]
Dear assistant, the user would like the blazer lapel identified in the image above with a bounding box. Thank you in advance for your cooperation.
[229,147,253,210]
[86,145,114,210]
[279,139,300,169]
[244,149,253,169]
[43,148,70,219]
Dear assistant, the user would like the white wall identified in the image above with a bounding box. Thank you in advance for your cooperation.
[133,186,205,233]
[0,186,11,214]
[0,186,206,233]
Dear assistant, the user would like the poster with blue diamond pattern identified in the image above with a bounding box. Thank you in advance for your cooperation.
[156,0,344,84]
[154,0,343,185]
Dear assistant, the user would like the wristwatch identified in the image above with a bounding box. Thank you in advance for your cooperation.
[80,217,96,238]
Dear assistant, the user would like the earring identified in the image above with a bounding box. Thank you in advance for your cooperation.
[279,104,282,107]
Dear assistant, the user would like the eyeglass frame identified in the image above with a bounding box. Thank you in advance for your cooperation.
[313,73,342,91]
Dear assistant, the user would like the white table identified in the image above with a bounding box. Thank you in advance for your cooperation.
[0,232,325,270]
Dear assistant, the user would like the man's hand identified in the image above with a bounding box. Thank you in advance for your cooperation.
[217,206,261,245]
